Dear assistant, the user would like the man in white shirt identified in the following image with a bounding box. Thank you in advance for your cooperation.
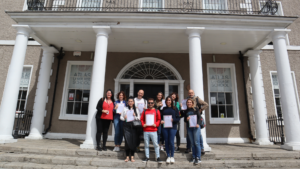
[134,89,147,152]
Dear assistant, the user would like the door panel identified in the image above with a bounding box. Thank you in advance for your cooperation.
[134,84,165,100]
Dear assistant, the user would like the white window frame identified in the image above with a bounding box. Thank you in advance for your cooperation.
[16,65,33,113]
[139,0,165,11]
[59,61,93,121]
[270,71,300,118]
[76,0,103,11]
[203,0,228,13]
[207,63,240,124]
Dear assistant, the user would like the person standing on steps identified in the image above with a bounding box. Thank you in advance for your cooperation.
[181,98,202,165]
[171,92,181,152]
[154,92,165,151]
[95,89,115,151]
[112,91,127,152]
[134,89,147,152]
[161,96,180,164]
[120,96,140,162]
[181,89,208,155]
[140,98,162,163]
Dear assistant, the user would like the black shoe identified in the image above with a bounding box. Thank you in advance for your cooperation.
[201,149,205,155]
[142,158,149,163]
[190,158,195,163]
[185,148,191,153]
[194,158,199,165]
[157,158,163,164]
[102,147,107,151]
[175,147,180,152]
[96,146,102,151]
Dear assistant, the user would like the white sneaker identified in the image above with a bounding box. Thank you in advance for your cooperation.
[170,157,175,164]
[113,147,117,151]
[116,147,120,152]
[166,157,171,164]
[160,146,164,151]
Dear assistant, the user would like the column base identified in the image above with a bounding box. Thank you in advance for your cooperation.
[0,135,17,144]
[254,139,273,145]
[25,133,43,140]
[80,140,96,149]
[204,143,212,152]
[281,143,300,151]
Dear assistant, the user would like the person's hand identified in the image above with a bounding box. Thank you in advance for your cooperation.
[159,103,163,107]
[161,120,165,124]
[125,115,127,119]
[153,124,156,127]
[180,103,182,107]
[102,110,108,113]
[143,124,147,128]
[115,104,119,110]
[171,118,173,122]
[133,113,136,116]
[196,124,200,128]
[187,116,190,121]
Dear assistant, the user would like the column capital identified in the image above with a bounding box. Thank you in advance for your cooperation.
[93,26,111,38]
[244,50,262,58]
[269,29,291,40]
[12,25,33,37]
[41,46,59,54]
[186,27,205,38]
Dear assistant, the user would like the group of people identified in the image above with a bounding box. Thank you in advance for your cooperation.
[95,88,208,165]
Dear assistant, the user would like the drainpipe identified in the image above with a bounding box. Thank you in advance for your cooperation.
[239,51,255,141]
[43,47,64,135]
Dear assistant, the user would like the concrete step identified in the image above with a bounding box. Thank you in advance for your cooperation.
[0,153,300,169]
[0,145,299,161]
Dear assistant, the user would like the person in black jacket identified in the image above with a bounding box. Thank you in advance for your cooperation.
[95,89,115,151]
[181,98,202,165]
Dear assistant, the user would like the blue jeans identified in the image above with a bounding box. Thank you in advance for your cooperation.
[113,115,124,145]
[186,130,204,150]
[157,125,165,145]
[144,132,160,159]
[187,126,201,159]
[162,128,177,157]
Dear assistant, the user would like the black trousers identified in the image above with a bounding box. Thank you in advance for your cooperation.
[96,118,111,148]
[176,121,181,147]
[125,145,135,156]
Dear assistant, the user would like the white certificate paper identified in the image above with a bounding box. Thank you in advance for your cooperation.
[138,103,144,115]
[146,114,154,126]
[161,100,166,110]
[189,115,197,128]
[126,110,134,122]
[181,99,187,110]
[117,103,125,113]
[163,115,173,128]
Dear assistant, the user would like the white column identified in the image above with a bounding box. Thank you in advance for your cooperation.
[245,50,273,145]
[272,30,300,150]
[0,25,32,143]
[80,26,111,149]
[186,27,211,151]
[26,47,57,139]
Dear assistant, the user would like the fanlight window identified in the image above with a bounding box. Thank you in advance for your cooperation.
[121,62,177,80]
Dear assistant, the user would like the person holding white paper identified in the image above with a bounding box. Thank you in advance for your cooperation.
[120,97,140,163]
[171,92,182,153]
[112,91,127,152]
[154,92,165,151]
[181,98,202,165]
[140,98,162,163]
[160,96,180,164]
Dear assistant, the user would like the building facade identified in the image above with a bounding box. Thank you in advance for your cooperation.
[0,0,300,151]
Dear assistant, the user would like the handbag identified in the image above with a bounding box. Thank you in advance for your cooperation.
[132,120,142,128]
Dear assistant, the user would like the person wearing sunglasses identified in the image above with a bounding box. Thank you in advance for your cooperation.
[140,98,162,163]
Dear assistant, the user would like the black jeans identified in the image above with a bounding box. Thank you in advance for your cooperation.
[96,118,111,148]
[176,121,181,147]
[125,147,135,156]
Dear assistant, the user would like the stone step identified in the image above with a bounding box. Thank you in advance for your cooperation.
[0,145,299,161]
[0,153,300,169]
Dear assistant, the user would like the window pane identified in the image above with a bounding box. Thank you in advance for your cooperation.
[20,101,26,111]
[16,101,20,111]
[83,90,90,102]
[120,84,130,99]
[75,90,82,101]
[276,106,282,115]
[226,105,234,118]
[272,74,279,89]
[225,93,232,104]
[219,105,225,118]
[209,68,218,92]
[68,90,75,101]
[66,102,74,114]
[169,85,178,95]
[274,89,280,97]
[74,102,81,114]
[211,105,218,117]
[275,98,281,106]
[217,93,225,104]
[18,90,22,99]
[82,103,89,115]
[20,67,31,87]
[70,65,78,77]
[210,92,217,105]
[223,68,232,92]
[21,91,27,100]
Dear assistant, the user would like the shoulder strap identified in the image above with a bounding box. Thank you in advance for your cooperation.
[196,97,202,109]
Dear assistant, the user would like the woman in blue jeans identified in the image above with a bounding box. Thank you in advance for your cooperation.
[154,92,165,151]
[181,98,202,165]
[161,96,180,164]
[113,91,127,151]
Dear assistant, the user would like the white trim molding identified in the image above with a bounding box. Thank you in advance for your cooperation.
[44,132,114,141]
[207,138,250,144]
[0,40,41,46]
[262,45,300,50]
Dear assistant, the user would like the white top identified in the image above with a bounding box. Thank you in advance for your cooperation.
[134,97,147,108]
[120,107,140,121]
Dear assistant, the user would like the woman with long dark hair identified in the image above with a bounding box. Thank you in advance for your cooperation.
[113,91,127,152]
[120,96,140,162]
[95,89,115,151]
[154,92,165,151]
[161,96,180,163]
[171,92,182,152]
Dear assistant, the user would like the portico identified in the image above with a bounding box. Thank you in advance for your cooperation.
[1,11,300,151]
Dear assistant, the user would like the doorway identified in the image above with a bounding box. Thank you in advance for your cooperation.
[134,84,165,99]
